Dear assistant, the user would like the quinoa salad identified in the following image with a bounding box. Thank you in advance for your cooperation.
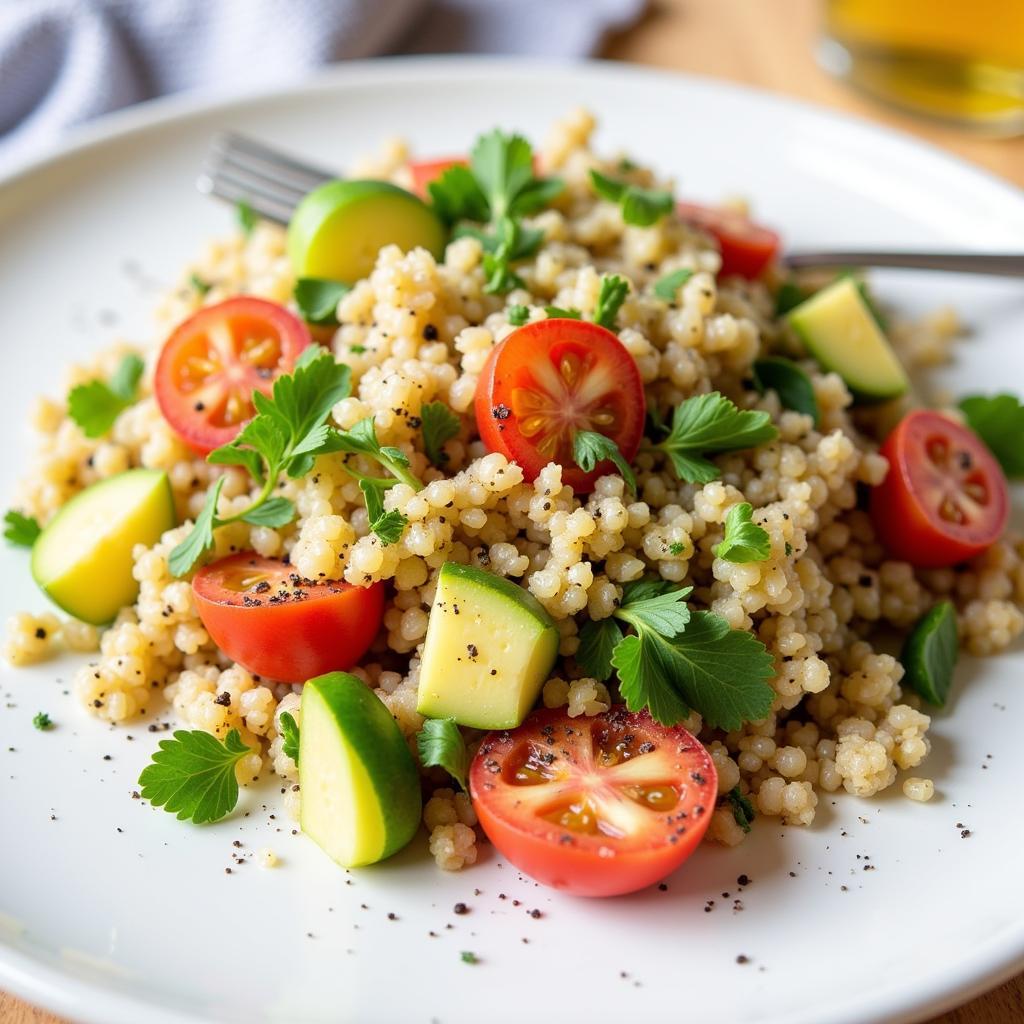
[4,110,1022,893]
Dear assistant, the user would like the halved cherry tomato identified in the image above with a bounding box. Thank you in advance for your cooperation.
[470,707,717,897]
[474,319,645,493]
[155,297,311,454]
[870,410,1008,568]
[192,553,384,684]
[676,201,780,280]
[408,157,466,199]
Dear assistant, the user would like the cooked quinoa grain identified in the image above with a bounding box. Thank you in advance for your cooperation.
[5,111,1022,871]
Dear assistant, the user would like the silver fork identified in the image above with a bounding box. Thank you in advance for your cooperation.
[198,133,1024,278]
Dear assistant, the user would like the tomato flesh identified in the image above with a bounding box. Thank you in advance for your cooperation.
[155,297,311,454]
[676,201,780,280]
[192,553,384,683]
[470,707,717,897]
[870,410,1008,568]
[474,319,645,493]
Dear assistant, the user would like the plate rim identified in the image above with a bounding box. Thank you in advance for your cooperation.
[1,54,1022,1024]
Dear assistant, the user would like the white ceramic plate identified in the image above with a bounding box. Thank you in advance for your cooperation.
[1,58,1022,1024]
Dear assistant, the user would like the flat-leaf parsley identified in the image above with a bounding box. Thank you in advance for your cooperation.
[67,353,145,438]
[416,718,469,792]
[138,728,252,824]
[655,392,778,484]
[713,503,771,563]
[3,510,41,548]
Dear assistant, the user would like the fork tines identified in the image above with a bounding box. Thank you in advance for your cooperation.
[197,133,336,225]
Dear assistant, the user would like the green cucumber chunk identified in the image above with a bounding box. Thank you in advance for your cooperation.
[31,469,175,625]
[287,180,446,284]
[786,276,908,402]
[299,672,421,868]
[901,600,959,707]
[417,561,559,730]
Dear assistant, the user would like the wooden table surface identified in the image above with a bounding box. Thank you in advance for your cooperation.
[3,2,1022,1022]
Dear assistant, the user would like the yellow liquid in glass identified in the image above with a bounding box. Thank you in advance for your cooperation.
[825,0,1024,132]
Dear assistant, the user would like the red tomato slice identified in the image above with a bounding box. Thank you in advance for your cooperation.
[408,157,467,199]
[470,707,717,897]
[870,410,1009,568]
[155,297,311,454]
[676,201,780,280]
[192,553,384,684]
[474,319,645,493]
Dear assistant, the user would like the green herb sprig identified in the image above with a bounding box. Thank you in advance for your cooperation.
[652,268,694,302]
[294,278,350,327]
[280,712,300,765]
[138,728,252,824]
[67,353,145,438]
[428,130,564,294]
[713,503,771,563]
[653,392,778,484]
[33,712,53,731]
[420,402,461,467]
[416,718,469,791]
[168,347,352,577]
[726,786,755,833]
[572,430,636,493]
[959,393,1024,478]
[331,416,422,545]
[589,169,674,227]
[4,510,41,548]
[576,581,775,731]
[752,357,820,426]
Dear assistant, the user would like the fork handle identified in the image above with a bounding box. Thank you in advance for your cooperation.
[783,251,1024,277]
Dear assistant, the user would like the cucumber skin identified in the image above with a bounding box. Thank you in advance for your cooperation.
[304,672,422,861]
[287,179,446,281]
[438,560,556,630]
[31,469,176,625]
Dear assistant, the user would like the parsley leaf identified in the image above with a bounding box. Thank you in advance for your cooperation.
[460,951,479,965]
[575,580,775,730]
[138,728,251,824]
[575,617,624,681]
[593,274,629,331]
[653,268,693,302]
[613,610,775,731]
[589,169,674,227]
[572,430,636,492]
[67,353,145,438]
[507,304,530,326]
[615,581,692,636]
[4,510,41,548]
[726,786,755,833]
[428,164,490,225]
[752,357,819,426]
[428,130,564,295]
[417,718,469,791]
[294,278,350,326]
[240,496,295,528]
[656,392,778,484]
[959,393,1024,478]
[236,200,256,236]
[713,503,771,563]
[774,279,807,316]
[169,350,354,577]
[420,402,460,467]
[280,711,300,765]
[333,416,421,545]
[189,273,212,297]
[369,508,408,546]
[545,306,582,320]
[33,711,53,730]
